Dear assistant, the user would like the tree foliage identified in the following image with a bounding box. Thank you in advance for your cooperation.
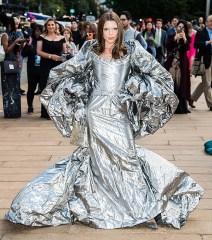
[28,0,66,17]
[104,0,206,21]
[63,0,98,17]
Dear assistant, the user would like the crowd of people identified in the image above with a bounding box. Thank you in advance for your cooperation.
[0,11,211,118]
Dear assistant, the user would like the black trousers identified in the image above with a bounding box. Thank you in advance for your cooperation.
[156,47,165,65]
[27,69,41,110]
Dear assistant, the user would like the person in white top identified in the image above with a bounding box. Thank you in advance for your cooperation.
[62,27,78,58]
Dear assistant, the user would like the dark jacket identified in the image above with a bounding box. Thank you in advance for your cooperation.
[21,37,40,73]
[164,33,190,101]
[194,28,211,69]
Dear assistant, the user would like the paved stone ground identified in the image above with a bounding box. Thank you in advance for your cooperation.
[0,71,211,240]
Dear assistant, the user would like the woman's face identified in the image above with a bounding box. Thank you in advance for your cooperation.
[13,17,19,30]
[177,23,185,32]
[55,23,59,30]
[146,22,153,30]
[172,18,178,27]
[103,20,118,45]
[85,24,90,33]
[35,28,42,38]
[63,30,70,40]
[46,20,56,34]
[71,21,78,30]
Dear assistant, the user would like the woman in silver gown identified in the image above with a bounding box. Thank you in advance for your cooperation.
[5,11,203,229]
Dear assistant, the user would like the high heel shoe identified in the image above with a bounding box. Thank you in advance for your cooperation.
[71,215,75,225]
[145,219,158,229]
[154,214,163,225]
[188,99,195,108]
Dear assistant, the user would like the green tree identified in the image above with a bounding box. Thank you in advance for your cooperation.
[104,0,205,21]
[27,0,66,18]
[63,0,98,17]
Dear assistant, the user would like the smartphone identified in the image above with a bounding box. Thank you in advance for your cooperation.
[177,28,183,34]
[87,33,93,40]
[59,54,68,61]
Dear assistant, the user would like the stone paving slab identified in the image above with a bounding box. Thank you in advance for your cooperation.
[176,166,212,174]
[0,76,211,240]
[174,160,212,166]
[1,190,21,199]
[0,141,61,145]
[169,140,204,145]
[142,135,203,140]
[0,149,73,156]
[198,182,212,190]
[0,167,48,174]
[203,236,212,240]
[1,161,54,168]
[196,199,212,209]
[174,155,212,161]
[0,156,51,162]
[0,174,39,182]
[0,233,205,240]
[0,182,28,190]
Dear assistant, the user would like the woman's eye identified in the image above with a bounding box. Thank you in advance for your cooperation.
[103,28,118,31]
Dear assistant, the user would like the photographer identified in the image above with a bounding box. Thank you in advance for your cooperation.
[164,20,191,114]
[21,24,43,114]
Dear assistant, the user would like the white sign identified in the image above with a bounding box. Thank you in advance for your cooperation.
[86,15,96,23]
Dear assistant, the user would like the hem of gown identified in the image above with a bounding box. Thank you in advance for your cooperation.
[5,207,201,229]
[4,145,203,230]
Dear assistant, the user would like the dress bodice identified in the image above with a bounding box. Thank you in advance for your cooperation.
[91,52,131,95]
[38,36,66,69]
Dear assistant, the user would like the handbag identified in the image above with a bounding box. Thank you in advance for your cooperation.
[2,60,19,75]
[191,51,205,77]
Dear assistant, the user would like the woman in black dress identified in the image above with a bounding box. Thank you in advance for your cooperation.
[37,17,66,119]
[164,20,192,114]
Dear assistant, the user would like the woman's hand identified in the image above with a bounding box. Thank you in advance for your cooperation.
[15,38,24,44]
[50,54,61,61]
[179,31,185,39]
[178,31,187,43]
[68,49,74,57]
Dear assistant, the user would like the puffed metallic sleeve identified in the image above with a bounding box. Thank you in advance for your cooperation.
[125,40,179,138]
[40,40,96,138]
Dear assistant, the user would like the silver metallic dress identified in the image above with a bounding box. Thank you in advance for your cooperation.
[5,40,203,229]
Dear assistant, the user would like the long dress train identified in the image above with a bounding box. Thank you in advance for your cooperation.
[5,40,204,229]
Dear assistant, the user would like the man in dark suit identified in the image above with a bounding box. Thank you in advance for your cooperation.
[155,18,166,65]
[190,15,212,111]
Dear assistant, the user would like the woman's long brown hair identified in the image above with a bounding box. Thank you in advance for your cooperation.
[94,11,127,59]
[43,18,60,36]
